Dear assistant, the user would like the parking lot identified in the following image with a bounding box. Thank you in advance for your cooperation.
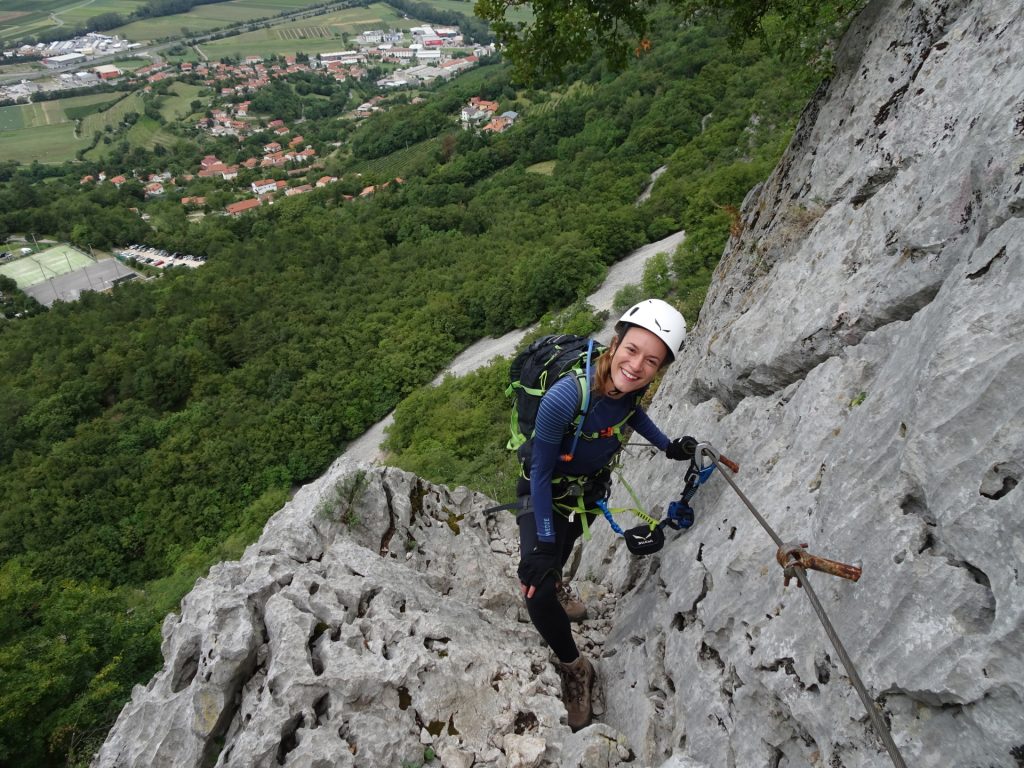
[117,245,206,269]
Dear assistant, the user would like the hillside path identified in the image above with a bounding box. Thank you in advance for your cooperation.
[340,229,686,467]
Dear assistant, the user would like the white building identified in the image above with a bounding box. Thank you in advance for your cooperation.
[43,52,85,69]
[320,50,359,62]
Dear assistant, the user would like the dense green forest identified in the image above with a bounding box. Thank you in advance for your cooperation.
[0,12,821,765]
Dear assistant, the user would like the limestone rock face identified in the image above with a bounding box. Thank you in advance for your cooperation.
[584,0,1024,766]
[95,0,1024,766]
[93,467,579,768]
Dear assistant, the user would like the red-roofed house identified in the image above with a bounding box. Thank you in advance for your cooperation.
[470,97,499,113]
[226,198,261,216]
[252,179,278,195]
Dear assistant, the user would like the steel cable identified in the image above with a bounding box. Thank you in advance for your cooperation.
[706,451,908,768]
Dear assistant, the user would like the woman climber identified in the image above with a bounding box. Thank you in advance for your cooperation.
[516,298,697,731]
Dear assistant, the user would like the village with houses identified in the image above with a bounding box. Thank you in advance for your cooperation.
[0,10,529,314]
[1,25,494,101]
[46,23,518,228]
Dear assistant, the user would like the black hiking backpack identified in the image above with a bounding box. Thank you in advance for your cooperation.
[505,334,605,469]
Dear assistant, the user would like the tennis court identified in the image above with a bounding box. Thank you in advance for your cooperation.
[21,257,140,307]
[0,244,94,289]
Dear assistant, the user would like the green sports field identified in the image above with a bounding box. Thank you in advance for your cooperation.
[0,244,94,289]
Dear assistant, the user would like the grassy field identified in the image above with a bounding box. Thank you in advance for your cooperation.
[0,86,176,164]
[0,93,131,132]
[198,3,423,59]
[0,122,90,163]
[159,82,206,121]
[83,114,178,161]
[0,91,137,162]
[526,160,556,175]
[123,115,179,151]
[412,0,474,12]
[0,60,44,75]
[417,0,531,22]
[0,100,65,131]
[0,0,145,45]
[110,0,325,42]
[112,57,155,71]
[61,92,126,120]
[347,136,440,179]
[0,103,26,131]
[79,91,144,135]
[164,46,203,64]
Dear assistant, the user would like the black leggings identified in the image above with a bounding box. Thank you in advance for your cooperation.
[517,496,592,663]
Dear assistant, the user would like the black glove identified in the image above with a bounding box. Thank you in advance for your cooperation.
[518,540,561,591]
[666,435,698,461]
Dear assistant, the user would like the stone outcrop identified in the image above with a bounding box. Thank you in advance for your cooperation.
[585,0,1024,766]
[95,0,1024,766]
[94,467,582,767]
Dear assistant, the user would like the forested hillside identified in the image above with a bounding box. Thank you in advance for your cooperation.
[0,13,819,765]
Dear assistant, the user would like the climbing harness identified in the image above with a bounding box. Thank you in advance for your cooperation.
[595,442,735,554]
[694,444,908,768]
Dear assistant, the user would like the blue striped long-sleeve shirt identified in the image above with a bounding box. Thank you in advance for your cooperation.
[530,374,670,542]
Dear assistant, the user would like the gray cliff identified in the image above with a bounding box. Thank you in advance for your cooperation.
[94,0,1024,766]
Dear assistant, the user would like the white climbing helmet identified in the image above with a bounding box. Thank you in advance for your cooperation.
[615,299,687,363]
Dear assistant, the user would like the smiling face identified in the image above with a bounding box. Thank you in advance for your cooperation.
[606,326,669,396]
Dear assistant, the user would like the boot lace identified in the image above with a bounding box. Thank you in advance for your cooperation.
[560,661,587,704]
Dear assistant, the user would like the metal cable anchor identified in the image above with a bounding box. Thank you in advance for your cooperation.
[776,542,862,587]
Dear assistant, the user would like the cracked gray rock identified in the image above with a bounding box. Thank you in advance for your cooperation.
[584,0,1024,766]
[95,0,1023,766]
[94,468,596,768]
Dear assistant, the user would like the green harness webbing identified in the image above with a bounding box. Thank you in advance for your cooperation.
[552,467,660,539]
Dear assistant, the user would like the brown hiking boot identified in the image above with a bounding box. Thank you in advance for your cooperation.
[556,582,588,622]
[556,654,595,732]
